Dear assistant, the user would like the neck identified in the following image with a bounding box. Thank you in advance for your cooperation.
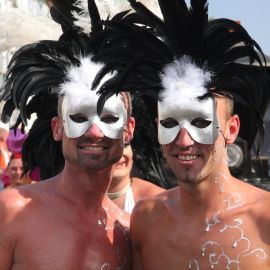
[179,168,237,214]
[108,174,131,193]
[108,174,131,200]
[56,162,114,210]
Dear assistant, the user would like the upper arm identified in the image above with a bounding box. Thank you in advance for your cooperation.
[0,191,21,269]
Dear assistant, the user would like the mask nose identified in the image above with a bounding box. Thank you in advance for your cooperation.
[175,128,194,148]
[84,123,104,139]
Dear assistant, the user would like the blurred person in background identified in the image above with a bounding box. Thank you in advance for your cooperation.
[5,153,23,188]
[0,127,39,187]
[108,143,165,213]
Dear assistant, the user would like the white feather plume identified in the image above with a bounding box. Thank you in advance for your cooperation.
[59,56,115,97]
[159,56,211,102]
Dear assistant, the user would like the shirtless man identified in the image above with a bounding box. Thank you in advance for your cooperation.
[0,60,134,270]
[0,2,134,267]
[131,94,270,270]
[126,2,270,269]
[0,60,135,270]
[90,1,270,269]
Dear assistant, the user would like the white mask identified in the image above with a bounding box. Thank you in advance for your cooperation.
[158,57,219,145]
[158,96,219,145]
[58,56,127,139]
[62,91,127,139]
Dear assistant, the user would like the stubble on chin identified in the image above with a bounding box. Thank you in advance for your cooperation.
[65,151,123,171]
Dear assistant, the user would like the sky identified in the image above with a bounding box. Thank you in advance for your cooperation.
[208,0,270,57]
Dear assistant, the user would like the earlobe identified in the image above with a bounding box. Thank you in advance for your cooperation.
[51,116,63,141]
[226,114,240,144]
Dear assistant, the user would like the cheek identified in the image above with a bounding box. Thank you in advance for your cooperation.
[127,156,133,168]
[61,137,76,156]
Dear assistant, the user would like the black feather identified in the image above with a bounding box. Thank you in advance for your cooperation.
[91,0,270,170]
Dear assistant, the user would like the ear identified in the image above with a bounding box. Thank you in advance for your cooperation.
[225,114,240,144]
[124,117,135,143]
[51,116,63,141]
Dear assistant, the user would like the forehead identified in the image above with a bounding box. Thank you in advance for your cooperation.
[8,158,22,168]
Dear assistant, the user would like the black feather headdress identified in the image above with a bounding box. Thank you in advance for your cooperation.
[0,0,168,186]
[95,0,270,154]
[0,0,124,178]
[1,30,85,178]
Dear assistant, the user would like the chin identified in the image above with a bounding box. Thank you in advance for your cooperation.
[112,171,128,180]
[175,171,202,184]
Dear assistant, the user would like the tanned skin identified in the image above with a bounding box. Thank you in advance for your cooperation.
[0,105,135,270]
[131,98,270,270]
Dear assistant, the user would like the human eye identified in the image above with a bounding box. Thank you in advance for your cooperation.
[191,118,212,128]
[160,118,178,128]
[101,114,119,124]
[69,114,88,123]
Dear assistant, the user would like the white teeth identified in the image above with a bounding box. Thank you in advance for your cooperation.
[81,146,104,151]
[178,155,197,161]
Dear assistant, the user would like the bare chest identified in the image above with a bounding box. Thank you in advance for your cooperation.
[12,206,131,270]
[140,213,270,270]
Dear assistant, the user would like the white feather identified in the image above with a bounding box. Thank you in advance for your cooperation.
[159,56,211,102]
[59,56,115,97]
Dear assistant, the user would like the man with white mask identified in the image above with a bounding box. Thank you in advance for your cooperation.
[0,1,134,269]
[92,0,270,269]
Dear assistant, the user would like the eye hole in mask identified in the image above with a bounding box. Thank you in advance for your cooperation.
[100,114,120,124]
[70,114,88,123]
[160,118,179,128]
[191,118,212,128]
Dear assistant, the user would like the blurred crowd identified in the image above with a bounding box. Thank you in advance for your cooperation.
[0,126,39,190]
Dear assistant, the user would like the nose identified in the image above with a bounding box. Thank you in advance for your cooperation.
[84,123,104,139]
[16,169,22,176]
[174,128,194,149]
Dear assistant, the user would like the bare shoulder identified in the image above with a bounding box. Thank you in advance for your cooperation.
[0,180,54,218]
[0,179,58,251]
[131,177,166,199]
[247,184,270,217]
[130,187,177,249]
[236,178,270,219]
[131,187,175,226]
[0,187,33,252]
[0,188,26,218]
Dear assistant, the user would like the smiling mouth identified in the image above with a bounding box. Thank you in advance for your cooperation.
[177,154,199,161]
[78,145,108,151]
